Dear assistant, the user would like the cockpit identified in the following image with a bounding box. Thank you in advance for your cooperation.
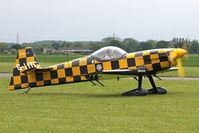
[91,46,127,61]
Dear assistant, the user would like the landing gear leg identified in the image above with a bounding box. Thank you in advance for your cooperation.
[147,74,167,94]
[94,75,104,87]
[122,75,148,96]
[23,87,31,95]
[89,80,96,85]
[86,75,97,85]
[87,74,104,86]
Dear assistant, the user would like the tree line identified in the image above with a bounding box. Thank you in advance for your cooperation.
[0,37,199,54]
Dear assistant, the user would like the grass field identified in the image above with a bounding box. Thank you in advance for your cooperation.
[0,78,199,132]
[157,67,199,77]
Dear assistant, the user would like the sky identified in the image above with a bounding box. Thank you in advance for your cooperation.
[0,0,199,43]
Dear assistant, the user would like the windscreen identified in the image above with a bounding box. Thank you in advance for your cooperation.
[91,46,127,60]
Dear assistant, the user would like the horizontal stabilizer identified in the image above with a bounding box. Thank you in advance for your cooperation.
[22,67,53,74]
[35,67,53,73]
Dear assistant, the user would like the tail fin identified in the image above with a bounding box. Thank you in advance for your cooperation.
[8,47,40,90]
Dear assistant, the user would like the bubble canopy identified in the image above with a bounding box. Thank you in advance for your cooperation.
[91,46,127,61]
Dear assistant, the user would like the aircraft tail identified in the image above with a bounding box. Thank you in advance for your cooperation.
[8,47,40,90]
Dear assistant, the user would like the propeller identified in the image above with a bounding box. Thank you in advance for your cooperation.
[176,58,184,77]
[182,43,189,60]
[169,48,187,77]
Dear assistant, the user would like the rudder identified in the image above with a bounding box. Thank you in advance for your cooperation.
[8,47,40,90]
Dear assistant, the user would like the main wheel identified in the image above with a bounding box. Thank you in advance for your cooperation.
[122,88,148,96]
[148,87,167,94]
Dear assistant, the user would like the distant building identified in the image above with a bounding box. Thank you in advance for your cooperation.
[43,48,56,54]
[59,48,92,54]
[43,47,92,54]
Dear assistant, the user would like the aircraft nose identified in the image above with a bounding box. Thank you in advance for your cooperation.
[173,48,187,58]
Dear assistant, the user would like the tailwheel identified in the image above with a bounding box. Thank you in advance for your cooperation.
[23,87,31,95]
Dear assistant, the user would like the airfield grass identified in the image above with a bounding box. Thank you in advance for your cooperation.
[157,67,199,77]
[0,78,199,132]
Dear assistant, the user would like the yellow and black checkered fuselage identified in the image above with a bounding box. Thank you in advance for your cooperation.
[8,47,175,90]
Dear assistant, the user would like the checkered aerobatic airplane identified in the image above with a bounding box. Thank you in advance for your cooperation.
[8,46,187,96]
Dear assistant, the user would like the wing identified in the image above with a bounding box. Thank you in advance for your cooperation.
[102,66,148,75]
[102,66,178,75]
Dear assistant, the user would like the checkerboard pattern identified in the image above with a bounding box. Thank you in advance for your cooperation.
[8,48,171,91]
[8,47,41,90]
[102,49,170,72]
